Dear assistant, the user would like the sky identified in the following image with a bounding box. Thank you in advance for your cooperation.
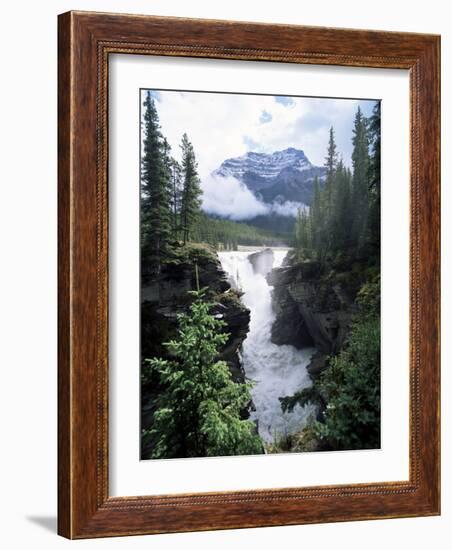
[141,89,378,219]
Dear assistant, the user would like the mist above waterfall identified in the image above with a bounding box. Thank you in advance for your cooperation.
[219,249,315,444]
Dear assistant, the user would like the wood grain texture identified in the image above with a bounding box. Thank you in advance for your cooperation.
[57,11,440,539]
[57,10,72,538]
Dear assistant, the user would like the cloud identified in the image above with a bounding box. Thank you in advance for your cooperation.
[201,174,268,220]
[259,110,272,124]
[143,89,378,176]
[201,174,308,220]
[242,136,263,152]
[271,201,307,217]
[150,90,161,102]
[141,90,378,222]
[275,96,295,107]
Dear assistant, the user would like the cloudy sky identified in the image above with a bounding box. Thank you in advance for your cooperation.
[141,89,377,219]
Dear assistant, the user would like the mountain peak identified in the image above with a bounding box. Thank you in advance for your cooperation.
[214,147,315,182]
[213,147,326,208]
[282,146,303,154]
[244,147,306,159]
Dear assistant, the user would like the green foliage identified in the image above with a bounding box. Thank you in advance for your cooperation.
[294,208,311,253]
[142,288,263,458]
[313,315,380,450]
[280,385,320,413]
[191,212,287,249]
[324,126,338,187]
[356,275,380,315]
[141,97,203,268]
[330,160,353,252]
[180,133,203,244]
[351,106,371,249]
[323,126,339,240]
[140,92,293,259]
[168,154,183,242]
[293,107,379,265]
[266,416,320,454]
[141,92,172,273]
[282,275,381,451]
[367,102,381,256]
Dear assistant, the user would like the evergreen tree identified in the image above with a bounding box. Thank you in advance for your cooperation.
[295,207,310,254]
[310,176,327,260]
[294,208,303,250]
[141,92,172,274]
[169,157,182,242]
[324,126,338,193]
[190,213,285,248]
[325,126,337,184]
[292,109,375,261]
[351,106,370,249]
[367,102,381,256]
[330,159,352,252]
[180,133,203,244]
[323,127,338,250]
[144,287,263,458]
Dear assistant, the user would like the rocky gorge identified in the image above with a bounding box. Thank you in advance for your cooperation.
[267,253,369,381]
[141,244,378,456]
[140,244,252,456]
[141,243,250,381]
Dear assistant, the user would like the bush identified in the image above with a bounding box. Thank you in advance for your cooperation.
[142,288,263,458]
[314,316,380,450]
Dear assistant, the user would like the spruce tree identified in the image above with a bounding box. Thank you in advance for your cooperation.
[327,158,351,253]
[169,158,182,242]
[295,207,310,254]
[322,126,338,252]
[141,92,172,274]
[310,176,327,260]
[351,106,370,250]
[180,133,203,244]
[324,126,338,191]
[144,287,263,458]
[367,102,381,256]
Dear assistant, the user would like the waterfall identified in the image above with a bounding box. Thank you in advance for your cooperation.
[218,249,315,445]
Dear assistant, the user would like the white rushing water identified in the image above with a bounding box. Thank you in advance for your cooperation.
[218,249,315,444]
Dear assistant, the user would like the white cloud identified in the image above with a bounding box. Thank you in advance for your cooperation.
[145,90,377,177]
[201,175,268,220]
[201,175,307,220]
[141,90,377,220]
[271,201,307,217]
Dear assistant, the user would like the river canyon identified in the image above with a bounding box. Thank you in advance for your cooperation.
[219,249,315,445]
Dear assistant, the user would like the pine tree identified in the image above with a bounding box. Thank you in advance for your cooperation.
[351,106,370,250]
[144,287,263,458]
[180,133,203,244]
[141,92,172,274]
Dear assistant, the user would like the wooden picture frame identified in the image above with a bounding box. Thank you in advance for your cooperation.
[58,11,440,539]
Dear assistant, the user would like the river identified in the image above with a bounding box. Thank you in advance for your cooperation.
[218,249,315,445]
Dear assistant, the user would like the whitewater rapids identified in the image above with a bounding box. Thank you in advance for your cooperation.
[218,249,315,445]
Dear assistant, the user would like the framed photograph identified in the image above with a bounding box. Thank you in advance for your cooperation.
[58,11,440,538]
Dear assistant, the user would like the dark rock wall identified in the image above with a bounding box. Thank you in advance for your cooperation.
[140,245,252,458]
[248,247,274,277]
[141,245,250,382]
[268,257,360,383]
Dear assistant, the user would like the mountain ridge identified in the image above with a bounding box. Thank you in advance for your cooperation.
[213,147,326,207]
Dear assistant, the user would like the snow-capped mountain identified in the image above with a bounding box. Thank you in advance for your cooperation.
[213,147,326,206]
